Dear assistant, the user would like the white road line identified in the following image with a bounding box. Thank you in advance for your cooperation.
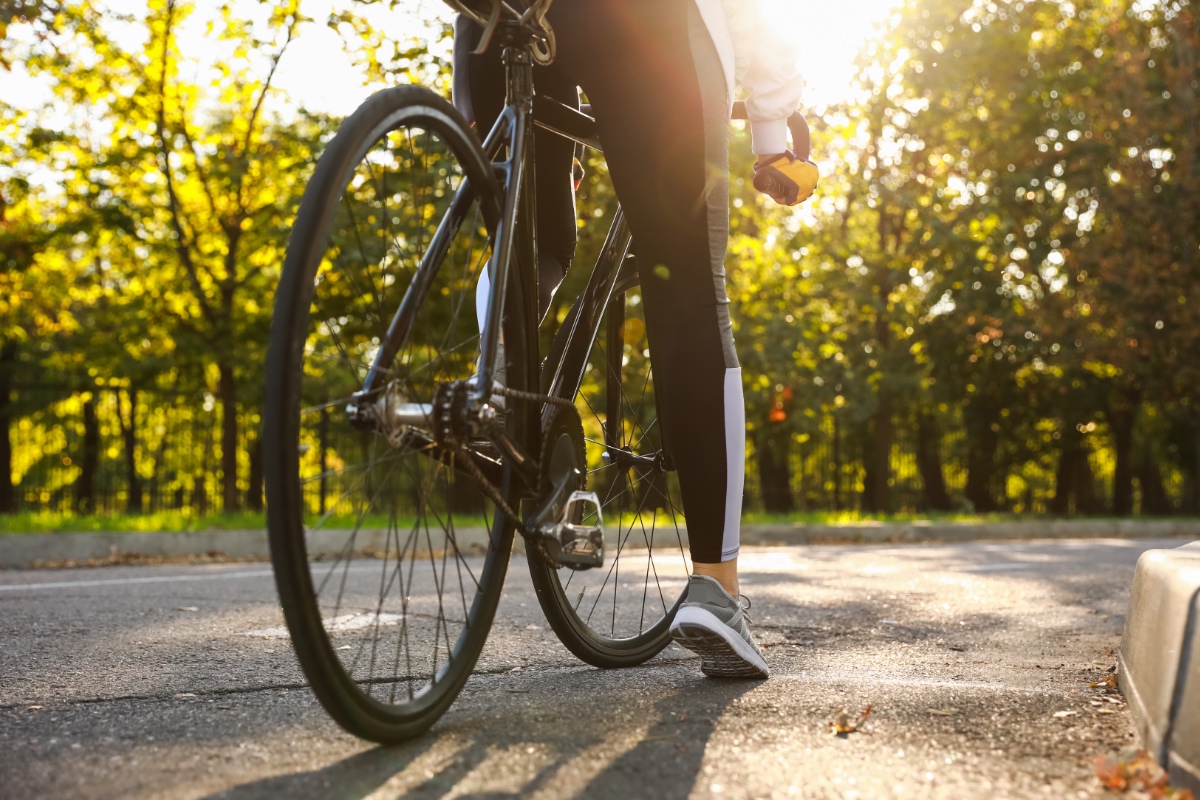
[0,569,276,592]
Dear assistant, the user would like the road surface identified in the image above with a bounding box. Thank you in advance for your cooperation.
[0,538,1161,799]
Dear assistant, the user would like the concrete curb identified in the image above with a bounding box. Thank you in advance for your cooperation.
[2,519,1199,568]
[740,519,1200,545]
[1120,541,1200,794]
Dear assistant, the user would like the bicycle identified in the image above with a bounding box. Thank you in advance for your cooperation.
[263,0,810,744]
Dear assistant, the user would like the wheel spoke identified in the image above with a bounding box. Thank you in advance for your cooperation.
[544,278,689,653]
[272,110,515,729]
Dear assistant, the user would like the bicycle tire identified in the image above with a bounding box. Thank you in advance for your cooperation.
[264,85,532,743]
[528,264,690,668]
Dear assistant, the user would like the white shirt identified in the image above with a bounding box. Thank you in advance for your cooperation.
[694,0,806,154]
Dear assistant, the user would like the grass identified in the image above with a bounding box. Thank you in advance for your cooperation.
[738,510,1016,525]
[0,510,515,534]
[3,508,1172,534]
[0,511,270,534]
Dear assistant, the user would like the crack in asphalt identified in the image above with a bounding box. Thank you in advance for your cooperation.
[0,657,701,711]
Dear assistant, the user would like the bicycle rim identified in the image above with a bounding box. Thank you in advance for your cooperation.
[529,268,691,668]
[264,86,529,742]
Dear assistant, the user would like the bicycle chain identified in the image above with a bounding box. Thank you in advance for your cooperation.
[449,442,528,536]
[493,385,574,407]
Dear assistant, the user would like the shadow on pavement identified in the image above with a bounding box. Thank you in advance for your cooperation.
[206,671,755,800]
[206,740,436,800]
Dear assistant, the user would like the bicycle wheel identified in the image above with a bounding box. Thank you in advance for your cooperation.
[528,261,692,668]
[264,85,532,743]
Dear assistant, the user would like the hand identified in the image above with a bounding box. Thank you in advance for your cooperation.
[752,150,819,206]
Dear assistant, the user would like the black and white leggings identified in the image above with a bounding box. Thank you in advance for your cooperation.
[455,0,744,564]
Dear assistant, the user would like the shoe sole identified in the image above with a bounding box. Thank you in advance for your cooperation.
[669,606,769,679]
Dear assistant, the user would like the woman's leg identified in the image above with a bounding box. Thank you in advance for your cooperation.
[549,0,746,582]
[453,17,579,318]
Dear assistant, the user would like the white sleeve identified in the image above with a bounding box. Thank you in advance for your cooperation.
[723,0,806,154]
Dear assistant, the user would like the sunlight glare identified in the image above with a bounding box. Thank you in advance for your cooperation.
[762,0,900,108]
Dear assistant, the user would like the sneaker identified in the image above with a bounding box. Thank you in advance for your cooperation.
[669,574,769,679]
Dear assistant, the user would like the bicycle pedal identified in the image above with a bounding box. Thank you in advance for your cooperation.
[541,490,604,570]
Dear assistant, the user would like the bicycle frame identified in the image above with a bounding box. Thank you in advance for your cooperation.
[350,23,633,498]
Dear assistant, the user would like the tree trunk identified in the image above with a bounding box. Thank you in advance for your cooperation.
[832,414,842,511]
[1108,391,1139,516]
[1052,427,1099,515]
[246,433,264,512]
[144,423,171,514]
[756,430,793,513]
[916,411,951,511]
[862,397,893,513]
[1138,454,1171,516]
[964,405,999,512]
[1075,447,1100,514]
[0,342,14,513]
[1050,442,1075,515]
[116,388,143,514]
[76,396,100,513]
[219,361,240,513]
[195,425,212,517]
[1194,424,1200,515]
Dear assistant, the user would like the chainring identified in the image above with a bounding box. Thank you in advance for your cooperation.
[524,404,587,566]
[538,403,586,507]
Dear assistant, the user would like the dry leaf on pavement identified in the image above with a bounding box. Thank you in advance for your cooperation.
[829,704,873,735]
[1093,748,1195,799]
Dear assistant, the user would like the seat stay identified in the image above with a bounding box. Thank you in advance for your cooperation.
[542,206,633,426]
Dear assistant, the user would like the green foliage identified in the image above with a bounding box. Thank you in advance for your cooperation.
[2,0,1198,519]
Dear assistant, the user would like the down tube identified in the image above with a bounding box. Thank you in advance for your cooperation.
[543,208,632,413]
[360,180,481,399]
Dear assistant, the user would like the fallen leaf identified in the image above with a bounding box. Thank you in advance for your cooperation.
[173,693,197,699]
[1053,710,1078,718]
[177,607,199,612]
[679,713,687,723]
[26,705,42,711]
[525,624,542,630]
[217,705,232,710]
[829,704,873,735]
[1091,673,1119,692]
[1093,748,1194,798]
[929,708,959,717]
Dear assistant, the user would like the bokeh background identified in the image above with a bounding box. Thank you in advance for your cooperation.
[1,0,1197,524]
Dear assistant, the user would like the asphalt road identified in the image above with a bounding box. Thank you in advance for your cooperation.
[0,538,1166,799]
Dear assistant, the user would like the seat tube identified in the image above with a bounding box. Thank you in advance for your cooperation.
[505,44,538,360]
[474,43,536,411]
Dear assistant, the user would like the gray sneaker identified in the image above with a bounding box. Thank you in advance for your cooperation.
[669,575,769,679]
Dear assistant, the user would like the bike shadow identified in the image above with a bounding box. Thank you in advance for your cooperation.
[207,661,757,800]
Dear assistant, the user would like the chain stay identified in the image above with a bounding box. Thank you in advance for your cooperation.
[433,380,573,536]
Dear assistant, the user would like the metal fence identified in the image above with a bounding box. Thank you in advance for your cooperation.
[2,384,1194,518]
[4,385,242,515]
